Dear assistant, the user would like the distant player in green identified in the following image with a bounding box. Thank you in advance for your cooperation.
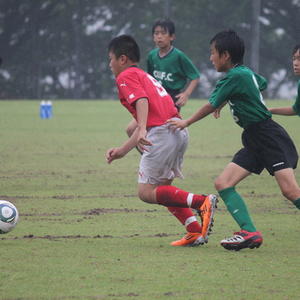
[269,44,300,116]
[147,18,200,109]
[166,30,300,251]
[126,18,200,138]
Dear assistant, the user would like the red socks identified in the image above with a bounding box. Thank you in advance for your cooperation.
[167,207,202,233]
[156,185,206,209]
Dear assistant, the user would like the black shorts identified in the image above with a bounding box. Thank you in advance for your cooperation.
[232,119,298,176]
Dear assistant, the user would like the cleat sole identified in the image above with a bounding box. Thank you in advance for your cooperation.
[221,240,263,251]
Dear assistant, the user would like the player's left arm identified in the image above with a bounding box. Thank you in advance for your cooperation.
[175,78,199,107]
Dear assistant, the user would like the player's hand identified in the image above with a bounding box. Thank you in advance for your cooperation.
[105,147,125,164]
[137,128,152,152]
[166,119,189,130]
[213,108,221,119]
[213,102,227,119]
[175,93,188,107]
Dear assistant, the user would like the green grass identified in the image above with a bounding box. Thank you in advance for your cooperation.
[0,100,299,300]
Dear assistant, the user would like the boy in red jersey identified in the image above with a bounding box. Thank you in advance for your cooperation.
[106,35,217,247]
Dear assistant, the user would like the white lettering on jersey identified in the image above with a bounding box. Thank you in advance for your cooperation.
[252,74,265,105]
[153,70,174,82]
[228,100,239,123]
[147,74,168,97]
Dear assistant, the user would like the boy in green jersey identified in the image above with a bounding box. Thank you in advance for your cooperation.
[147,18,200,109]
[269,44,300,116]
[126,19,200,137]
[165,30,300,251]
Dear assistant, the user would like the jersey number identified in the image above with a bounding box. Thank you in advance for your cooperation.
[147,74,168,97]
[229,75,266,123]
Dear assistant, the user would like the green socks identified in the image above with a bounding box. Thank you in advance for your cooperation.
[219,187,257,232]
[294,198,300,209]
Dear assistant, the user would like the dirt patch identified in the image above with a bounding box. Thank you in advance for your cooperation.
[19,207,158,217]
[0,194,137,201]
[82,208,157,215]
[0,232,177,241]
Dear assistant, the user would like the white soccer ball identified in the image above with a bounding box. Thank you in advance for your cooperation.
[0,200,19,234]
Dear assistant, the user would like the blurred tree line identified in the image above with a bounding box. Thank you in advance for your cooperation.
[0,0,299,100]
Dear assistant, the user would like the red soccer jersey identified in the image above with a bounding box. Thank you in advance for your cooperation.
[116,66,180,127]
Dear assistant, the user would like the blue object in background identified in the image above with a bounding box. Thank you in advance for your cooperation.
[40,100,53,119]
[40,101,46,119]
[45,101,53,119]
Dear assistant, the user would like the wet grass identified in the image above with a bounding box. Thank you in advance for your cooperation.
[0,100,299,299]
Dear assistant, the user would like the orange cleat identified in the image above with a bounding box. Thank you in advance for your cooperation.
[198,194,218,241]
[171,232,206,247]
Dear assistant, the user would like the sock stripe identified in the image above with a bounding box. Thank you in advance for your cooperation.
[184,216,197,227]
[187,193,194,207]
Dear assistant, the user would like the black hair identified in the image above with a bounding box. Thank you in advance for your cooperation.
[108,35,140,62]
[152,18,175,35]
[293,44,300,55]
[210,30,245,65]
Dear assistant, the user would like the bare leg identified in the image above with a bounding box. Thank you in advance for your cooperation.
[137,180,172,204]
[214,162,251,190]
[274,168,300,201]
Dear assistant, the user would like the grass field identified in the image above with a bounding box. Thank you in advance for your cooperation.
[0,100,299,300]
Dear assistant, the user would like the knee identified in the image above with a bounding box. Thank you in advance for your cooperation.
[138,189,147,202]
[214,176,228,191]
[138,188,155,204]
[281,187,300,201]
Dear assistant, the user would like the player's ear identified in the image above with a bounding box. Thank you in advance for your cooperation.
[119,54,128,64]
[222,51,231,61]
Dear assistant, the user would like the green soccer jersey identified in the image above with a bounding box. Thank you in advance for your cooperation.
[209,65,271,128]
[147,47,200,91]
[292,80,300,116]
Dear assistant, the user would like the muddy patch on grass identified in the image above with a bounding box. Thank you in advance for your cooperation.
[0,194,137,201]
[20,207,158,217]
[83,208,157,215]
[0,232,177,241]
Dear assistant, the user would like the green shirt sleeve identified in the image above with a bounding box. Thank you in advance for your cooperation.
[209,73,237,108]
[179,52,200,80]
[208,66,270,128]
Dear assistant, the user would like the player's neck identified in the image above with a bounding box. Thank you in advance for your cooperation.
[159,45,173,58]
[224,63,240,72]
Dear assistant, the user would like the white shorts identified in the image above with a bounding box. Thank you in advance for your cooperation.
[138,119,189,185]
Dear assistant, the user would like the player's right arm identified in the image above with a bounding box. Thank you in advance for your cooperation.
[269,107,296,115]
[175,78,199,107]
[167,102,215,129]
[135,98,153,150]
[106,97,152,163]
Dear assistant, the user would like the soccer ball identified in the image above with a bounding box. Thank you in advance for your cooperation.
[0,200,19,234]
